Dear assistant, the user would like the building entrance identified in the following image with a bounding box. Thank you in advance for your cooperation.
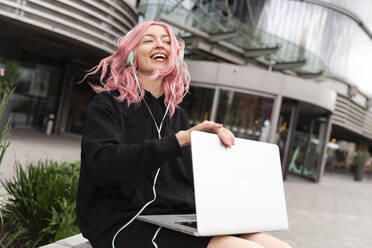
[278,100,330,181]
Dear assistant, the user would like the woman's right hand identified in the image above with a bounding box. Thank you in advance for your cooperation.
[176,121,235,148]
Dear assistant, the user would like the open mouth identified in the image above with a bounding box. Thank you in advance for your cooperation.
[150,53,168,62]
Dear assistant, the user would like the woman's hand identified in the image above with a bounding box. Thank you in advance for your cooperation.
[176,120,235,148]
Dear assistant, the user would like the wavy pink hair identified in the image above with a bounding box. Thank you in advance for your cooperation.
[84,21,190,116]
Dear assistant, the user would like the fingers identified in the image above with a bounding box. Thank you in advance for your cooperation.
[217,127,235,148]
[227,128,235,145]
[192,121,235,148]
[193,120,222,132]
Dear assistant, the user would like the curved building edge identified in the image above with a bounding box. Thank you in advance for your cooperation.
[187,59,372,143]
[0,0,138,55]
[187,60,336,112]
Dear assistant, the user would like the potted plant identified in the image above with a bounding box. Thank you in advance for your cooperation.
[353,150,370,181]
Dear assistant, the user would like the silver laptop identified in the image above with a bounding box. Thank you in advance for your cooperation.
[137,130,288,236]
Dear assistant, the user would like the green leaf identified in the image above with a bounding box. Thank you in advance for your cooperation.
[0,60,20,91]
[1,160,81,247]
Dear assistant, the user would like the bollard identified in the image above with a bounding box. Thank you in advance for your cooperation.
[46,113,55,135]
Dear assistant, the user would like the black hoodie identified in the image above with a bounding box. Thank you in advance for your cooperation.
[76,91,195,247]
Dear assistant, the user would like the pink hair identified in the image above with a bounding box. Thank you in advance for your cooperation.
[84,21,190,116]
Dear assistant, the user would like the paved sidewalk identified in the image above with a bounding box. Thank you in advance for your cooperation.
[0,128,81,194]
[1,128,372,248]
[271,173,372,248]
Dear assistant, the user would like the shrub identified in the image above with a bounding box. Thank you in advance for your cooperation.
[0,59,19,167]
[0,87,15,167]
[1,160,80,248]
[0,60,20,92]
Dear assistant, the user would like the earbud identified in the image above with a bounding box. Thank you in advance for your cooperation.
[125,50,135,67]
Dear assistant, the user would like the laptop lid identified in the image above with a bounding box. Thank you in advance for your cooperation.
[191,131,288,236]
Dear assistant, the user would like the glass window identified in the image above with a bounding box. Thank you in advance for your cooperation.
[326,139,355,173]
[11,64,62,130]
[216,90,273,141]
[181,86,215,126]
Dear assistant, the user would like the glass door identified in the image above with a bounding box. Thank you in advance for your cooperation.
[288,118,324,180]
[281,101,329,181]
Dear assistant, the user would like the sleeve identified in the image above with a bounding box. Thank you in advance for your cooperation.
[81,92,182,186]
[180,107,191,130]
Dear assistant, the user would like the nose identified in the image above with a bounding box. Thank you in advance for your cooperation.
[155,39,166,49]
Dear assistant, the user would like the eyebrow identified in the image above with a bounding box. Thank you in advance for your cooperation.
[142,34,170,39]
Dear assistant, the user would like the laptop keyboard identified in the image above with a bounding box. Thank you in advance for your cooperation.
[175,221,197,229]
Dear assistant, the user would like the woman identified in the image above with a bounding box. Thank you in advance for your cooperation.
[76,21,291,248]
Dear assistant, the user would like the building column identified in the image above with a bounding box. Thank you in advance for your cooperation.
[55,62,72,133]
[316,114,333,182]
[55,61,75,133]
[210,87,220,122]
[268,94,282,144]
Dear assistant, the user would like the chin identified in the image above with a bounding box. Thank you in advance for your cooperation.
[152,65,168,71]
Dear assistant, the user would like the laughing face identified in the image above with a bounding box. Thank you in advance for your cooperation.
[137,25,171,75]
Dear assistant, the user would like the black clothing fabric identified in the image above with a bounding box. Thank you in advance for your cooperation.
[113,220,211,248]
[76,91,207,247]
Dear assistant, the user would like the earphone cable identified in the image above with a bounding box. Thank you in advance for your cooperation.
[111,167,162,248]
[112,67,176,248]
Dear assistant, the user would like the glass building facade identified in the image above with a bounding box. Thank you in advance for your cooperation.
[11,64,63,130]
[1,0,371,182]
[181,86,215,126]
[139,0,372,182]
[215,90,273,142]
[257,0,372,96]
[0,0,137,133]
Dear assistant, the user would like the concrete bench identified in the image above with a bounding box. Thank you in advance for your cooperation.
[39,234,91,248]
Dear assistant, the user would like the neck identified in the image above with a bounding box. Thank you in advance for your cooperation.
[139,73,164,98]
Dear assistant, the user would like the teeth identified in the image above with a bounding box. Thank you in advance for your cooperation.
[152,53,167,59]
